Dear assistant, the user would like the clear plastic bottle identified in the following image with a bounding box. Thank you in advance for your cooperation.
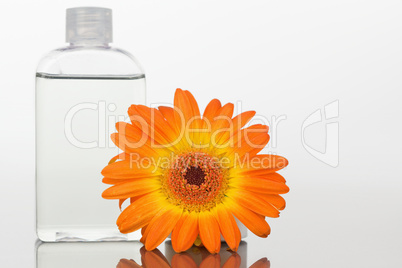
[36,7,146,241]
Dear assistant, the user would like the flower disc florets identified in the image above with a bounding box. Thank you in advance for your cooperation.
[163,152,227,212]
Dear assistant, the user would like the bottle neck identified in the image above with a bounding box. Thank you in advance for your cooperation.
[69,41,110,47]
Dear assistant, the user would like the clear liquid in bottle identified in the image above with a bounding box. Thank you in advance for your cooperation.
[35,7,146,241]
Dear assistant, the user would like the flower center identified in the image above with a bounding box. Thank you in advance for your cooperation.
[163,152,227,212]
[184,166,206,186]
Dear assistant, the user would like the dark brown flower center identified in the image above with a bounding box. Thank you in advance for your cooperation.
[184,166,206,186]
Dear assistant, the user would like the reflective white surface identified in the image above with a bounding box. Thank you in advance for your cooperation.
[3,181,402,267]
[1,0,402,267]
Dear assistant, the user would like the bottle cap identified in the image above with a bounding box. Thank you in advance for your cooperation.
[66,7,112,44]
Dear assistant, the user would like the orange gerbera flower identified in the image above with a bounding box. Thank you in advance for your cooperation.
[102,88,289,253]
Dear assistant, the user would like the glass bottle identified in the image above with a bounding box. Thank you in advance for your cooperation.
[35,7,146,241]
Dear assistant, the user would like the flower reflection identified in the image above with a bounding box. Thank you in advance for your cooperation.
[117,258,141,268]
[249,258,270,268]
[116,244,270,268]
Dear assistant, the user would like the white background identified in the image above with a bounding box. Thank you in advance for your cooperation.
[1,0,402,267]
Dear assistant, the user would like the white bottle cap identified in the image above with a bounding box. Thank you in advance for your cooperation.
[66,7,112,44]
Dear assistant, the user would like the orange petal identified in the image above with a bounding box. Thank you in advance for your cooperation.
[108,152,128,164]
[264,194,286,210]
[216,110,256,146]
[231,110,256,132]
[117,193,164,233]
[113,122,169,158]
[119,198,127,210]
[226,199,271,237]
[230,177,289,194]
[228,190,280,218]
[140,224,149,244]
[118,195,144,211]
[219,124,269,159]
[184,90,203,145]
[199,209,221,254]
[145,205,183,251]
[102,176,161,185]
[216,102,234,119]
[173,88,200,124]
[248,173,286,183]
[111,132,168,160]
[207,103,234,150]
[232,172,286,184]
[203,99,222,122]
[211,103,234,133]
[234,155,289,174]
[102,177,125,185]
[101,160,161,179]
[172,211,199,253]
[158,106,180,135]
[231,133,270,159]
[200,99,222,145]
[183,90,201,120]
[173,88,203,148]
[128,105,178,147]
[141,225,148,235]
[130,197,137,203]
[102,178,160,199]
[256,173,286,183]
[115,121,144,141]
[174,88,193,129]
[171,213,186,244]
[216,204,241,251]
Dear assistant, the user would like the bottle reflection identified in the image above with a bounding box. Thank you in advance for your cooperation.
[36,241,143,268]
[37,240,270,268]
